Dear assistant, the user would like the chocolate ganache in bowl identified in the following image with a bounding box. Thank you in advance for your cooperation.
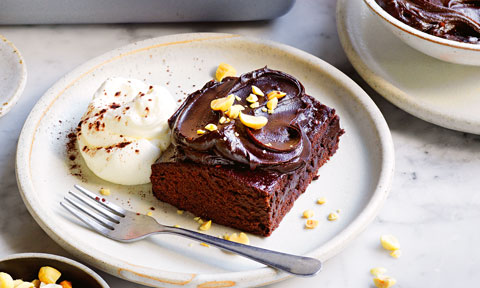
[364,0,480,65]
[376,0,480,43]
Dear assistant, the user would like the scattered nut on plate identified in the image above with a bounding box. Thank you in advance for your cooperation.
[380,234,400,251]
[224,232,250,245]
[215,63,237,82]
[99,188,110,196]
[305,219,319,229]
[373,275,397,288]
[327,212,338,221]
[370,267,387,277]
[199,220,212,231]
[302,209,314,219]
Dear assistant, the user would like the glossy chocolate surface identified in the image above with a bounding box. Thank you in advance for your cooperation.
[169,68,332,173]
[376,0,480,43]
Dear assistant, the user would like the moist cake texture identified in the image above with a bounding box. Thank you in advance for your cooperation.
[151,67,344,236]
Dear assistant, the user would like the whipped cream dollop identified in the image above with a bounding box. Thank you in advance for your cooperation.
[77,77,176,185]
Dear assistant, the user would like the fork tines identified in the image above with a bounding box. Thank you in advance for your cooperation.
[61,185,126,234]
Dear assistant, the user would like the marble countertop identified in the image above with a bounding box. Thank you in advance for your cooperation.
[1,1,479,287]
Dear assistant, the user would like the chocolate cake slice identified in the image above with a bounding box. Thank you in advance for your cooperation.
[151,67,344,236]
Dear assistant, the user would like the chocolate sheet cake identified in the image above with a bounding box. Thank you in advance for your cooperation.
[151,67,344,236]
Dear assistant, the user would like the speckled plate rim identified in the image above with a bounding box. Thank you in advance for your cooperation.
[16,33,395,287]
[0,253,110,288]
[0,34,27,118]
[337,0,480,135]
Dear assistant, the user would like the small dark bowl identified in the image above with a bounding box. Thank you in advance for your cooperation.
[0,253,109,287]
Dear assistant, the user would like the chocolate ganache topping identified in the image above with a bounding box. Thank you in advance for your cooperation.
[376,0,480,43]
[168,67,320,173]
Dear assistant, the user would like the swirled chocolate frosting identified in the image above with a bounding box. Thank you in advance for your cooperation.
[376,0,480,43]
[168,67,319,173]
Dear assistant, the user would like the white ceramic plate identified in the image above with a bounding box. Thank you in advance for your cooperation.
[0,34,27,118]
[16,33,394,288]
[337,0,480,135]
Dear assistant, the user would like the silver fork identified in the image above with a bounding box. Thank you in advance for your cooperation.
[61,185,322,277]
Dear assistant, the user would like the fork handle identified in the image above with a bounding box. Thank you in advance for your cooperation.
[158,226,322,277]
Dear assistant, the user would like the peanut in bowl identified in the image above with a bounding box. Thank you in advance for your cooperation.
[0,253,109,288]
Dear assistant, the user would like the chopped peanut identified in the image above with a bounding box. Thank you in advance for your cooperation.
[225,232,250,244]
[215,63,237,82]
[373,276,397,288]
[317,197,326,205]
[327,212,338,221]
[380,235,400,251]
[252,85,264,97]
[60,280,72,288]
[210,94,235,112]
[13,281,33,288]
[0,272,13,288]
[266,97,278,111]
[205,123,218,132]
[219,116,227,124]
[199,220,212,231]
[99,188,110,196]
[390,249,402,259]
[246,94,258,103]
[302,209,314,219]
[370,267,387,277]
[239,112,268,130]
[249,102,260,108]
[267,90,287,100]
[305,219,319,229]
[38,266,61,284]
[225,104,245,119]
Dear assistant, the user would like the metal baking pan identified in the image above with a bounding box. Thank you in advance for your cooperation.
[0,0,296,24]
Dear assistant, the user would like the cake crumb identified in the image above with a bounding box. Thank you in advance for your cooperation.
[177,210,184,215]
[147,211,153,216]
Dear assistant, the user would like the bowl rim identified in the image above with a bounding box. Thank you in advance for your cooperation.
[0,34,27,118]
[363,0,480,52]
[0,253,110,288]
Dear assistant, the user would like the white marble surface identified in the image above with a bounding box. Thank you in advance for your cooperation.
[1,1,479,287]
